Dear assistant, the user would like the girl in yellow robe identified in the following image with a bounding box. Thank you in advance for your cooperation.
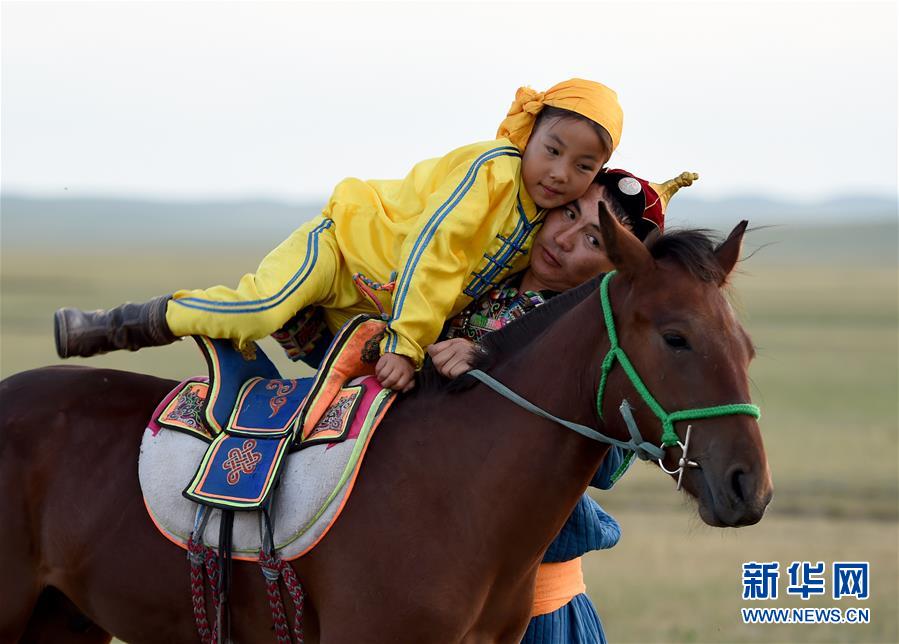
[55,78,624,391]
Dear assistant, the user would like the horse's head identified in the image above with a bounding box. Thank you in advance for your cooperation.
[598,206,773,527]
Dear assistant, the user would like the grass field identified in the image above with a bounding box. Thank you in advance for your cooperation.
[1,221,897,642]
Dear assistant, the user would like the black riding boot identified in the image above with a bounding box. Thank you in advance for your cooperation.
[54,295,178,358]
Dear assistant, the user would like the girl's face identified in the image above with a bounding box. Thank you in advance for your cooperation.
[521,116,609,210]
[527,184,623,292]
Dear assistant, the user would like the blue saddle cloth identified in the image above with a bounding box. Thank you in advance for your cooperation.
[181,315,384,511]
[183,337,317,510]
[196,337,286,434]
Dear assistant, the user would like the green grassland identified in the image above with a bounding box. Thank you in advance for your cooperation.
[1,221,897,643]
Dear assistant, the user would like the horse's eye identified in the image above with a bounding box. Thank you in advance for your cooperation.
[663,333,691,350]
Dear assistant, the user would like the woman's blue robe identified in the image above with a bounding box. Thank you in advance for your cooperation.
[521,447,630,644]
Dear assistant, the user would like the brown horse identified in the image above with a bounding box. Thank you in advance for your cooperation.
[0,211,772,643]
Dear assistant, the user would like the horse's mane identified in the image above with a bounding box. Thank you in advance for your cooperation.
[415,227,727,392]
[649,227,727,284]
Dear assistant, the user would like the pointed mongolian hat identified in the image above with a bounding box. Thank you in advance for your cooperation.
[595,169,699,240]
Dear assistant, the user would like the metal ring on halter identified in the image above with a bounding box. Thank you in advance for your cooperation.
[657,424,701,490]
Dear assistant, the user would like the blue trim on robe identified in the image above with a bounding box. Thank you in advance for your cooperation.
[463,196,540,299]
[385,146,521,352]
[173,218,334,313]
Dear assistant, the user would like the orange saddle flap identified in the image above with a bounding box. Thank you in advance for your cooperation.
[297,315,386,442]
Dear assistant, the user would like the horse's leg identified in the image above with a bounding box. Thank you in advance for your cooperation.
[19,588,112,644]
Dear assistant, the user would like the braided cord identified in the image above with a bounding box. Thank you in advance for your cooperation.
[187,536,214,644]
[259,550,306,644]
[281,562,306,644]
[203,547,221,620]
[259,551,291,644]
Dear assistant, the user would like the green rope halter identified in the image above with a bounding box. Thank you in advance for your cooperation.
[467,271,761,465]
[596,271,760,447]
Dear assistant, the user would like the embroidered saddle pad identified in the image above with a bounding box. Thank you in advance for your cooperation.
[165,316,388,510]
[180,370,315,510]
[139,314,396,558]
[140,374,393,560]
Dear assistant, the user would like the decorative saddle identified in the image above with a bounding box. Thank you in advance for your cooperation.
[138,314,396,560]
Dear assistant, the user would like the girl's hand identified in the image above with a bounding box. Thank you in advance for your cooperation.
[375,352,416,392]
[427,339,478,379]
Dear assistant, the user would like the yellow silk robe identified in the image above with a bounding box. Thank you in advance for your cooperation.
[166,139,544,367]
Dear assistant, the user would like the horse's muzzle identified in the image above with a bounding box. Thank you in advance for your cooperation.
[691,462,773,527]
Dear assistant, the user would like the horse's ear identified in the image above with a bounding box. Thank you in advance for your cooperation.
[599,201,653,279]
[714,220,749,284]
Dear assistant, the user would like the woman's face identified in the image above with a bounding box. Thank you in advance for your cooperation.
[527,184,624,292]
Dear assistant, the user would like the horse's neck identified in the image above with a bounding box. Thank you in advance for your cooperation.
[503,294,607,423]
[461,288,614,565]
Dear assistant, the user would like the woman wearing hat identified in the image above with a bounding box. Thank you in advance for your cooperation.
[429,168,697,643]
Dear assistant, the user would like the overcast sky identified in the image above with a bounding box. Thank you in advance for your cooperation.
[2,0,897,202]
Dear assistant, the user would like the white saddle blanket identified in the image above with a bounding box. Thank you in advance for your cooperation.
[139,404,378,561]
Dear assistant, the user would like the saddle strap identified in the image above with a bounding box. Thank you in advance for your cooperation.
[216,511,234,644]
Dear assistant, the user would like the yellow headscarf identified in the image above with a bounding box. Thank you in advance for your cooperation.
[496,78,623,153]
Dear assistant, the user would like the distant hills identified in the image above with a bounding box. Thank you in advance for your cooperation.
[665,194,895,228]
[1,195,316,251]
[1,193,895,255]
